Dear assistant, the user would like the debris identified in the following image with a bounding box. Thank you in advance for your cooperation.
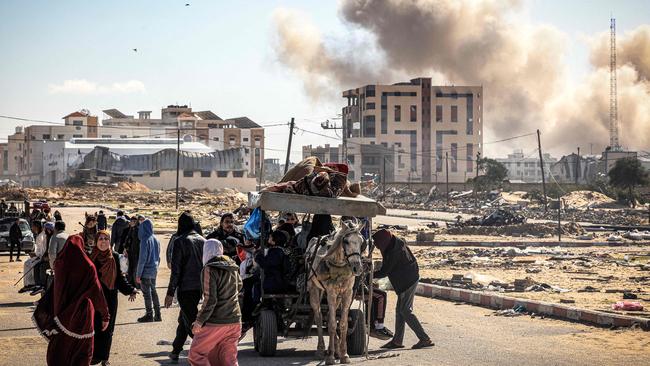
[494,305,527,317]
[611,301,644,311]
[623,292,638,299]
[560,299,576,304]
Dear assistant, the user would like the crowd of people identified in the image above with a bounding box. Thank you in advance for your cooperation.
[10,203,432,366]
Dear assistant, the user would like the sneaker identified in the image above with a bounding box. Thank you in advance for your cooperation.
[370,327,394,340]
[18,285,34,293]
[168,352,179,363]
[30,287,45,296]
[411,338,435,349]
[101,361,111,366]
[9,259,14,262]
[380,341,404,349]
[137,314,154,323]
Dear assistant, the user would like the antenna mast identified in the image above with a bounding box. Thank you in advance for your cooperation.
[609,17,621,151]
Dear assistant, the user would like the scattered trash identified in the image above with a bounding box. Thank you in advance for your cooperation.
[623,292,638,299]
[611,301,644,311]
[560,299,576,304]
[495,305,527,317]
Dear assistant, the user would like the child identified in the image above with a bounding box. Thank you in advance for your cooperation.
[254,230,289,294]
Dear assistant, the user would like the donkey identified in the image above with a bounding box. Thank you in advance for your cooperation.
[306,219,365,365]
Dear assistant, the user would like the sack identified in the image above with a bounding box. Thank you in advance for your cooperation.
[119,254,129,274]
[244,208,271,240]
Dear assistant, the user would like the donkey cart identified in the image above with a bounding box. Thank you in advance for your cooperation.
[248,191,386,363]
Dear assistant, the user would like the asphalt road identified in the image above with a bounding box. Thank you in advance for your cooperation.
[0,207,647,365]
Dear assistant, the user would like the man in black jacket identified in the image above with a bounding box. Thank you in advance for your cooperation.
[165,211,205,362]
[373,229,433,350]
[111,211,129,253]
[9,219,23,262]
[206,213,244,261]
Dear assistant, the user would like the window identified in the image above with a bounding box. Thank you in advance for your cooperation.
[348,155,355,164]
[365,85,375,97]
[436,105,443,122]
[72,134,83,138]
[451,143,458,172]
[363,115,376,137]
[201,171,211,177]
[101,135,112,138]
[213,137,219,141]
[75,126,81,130]
[233,171,244,178]
[394,105,401,122]
[216,171,228,178]
[410,105,417,122]
[31,135,36,140]
[243,137,249,142]
[183,170,194,177]
[149,171,160,177]
[467,143,474,172]
[57,134,65,139]
[42,134,51,140]
[120,135,127,138]
[451,106,458,122]
[72,120,83,126]
[366,102,375,110]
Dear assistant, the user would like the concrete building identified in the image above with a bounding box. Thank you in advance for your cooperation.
[550,154,601,184]
[42,138,256,191]
[342,78,483,183]
[302,144,342,164]
[496,149,557,183]
[6,106,265,188]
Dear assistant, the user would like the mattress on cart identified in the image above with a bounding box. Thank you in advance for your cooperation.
[248,191,386,217]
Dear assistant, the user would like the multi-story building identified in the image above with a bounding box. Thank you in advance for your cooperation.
[302,144,342,164]
[342,78,482,183]
[496,149,557,183]
[5,105,265,189]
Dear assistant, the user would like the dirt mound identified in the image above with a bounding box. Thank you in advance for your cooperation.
[0,187,29,201]
[561,190,615,209]
[117,181,150,192]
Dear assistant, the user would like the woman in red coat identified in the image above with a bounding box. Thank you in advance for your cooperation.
[33,234,110,366]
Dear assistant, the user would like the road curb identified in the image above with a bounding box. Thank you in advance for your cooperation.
[415,282,650,329]
[408,240,649,247]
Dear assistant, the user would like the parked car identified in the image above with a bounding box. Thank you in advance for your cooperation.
[0,218,34,252]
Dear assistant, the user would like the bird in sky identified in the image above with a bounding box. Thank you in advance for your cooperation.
[132,48,138,52]
[185,3,190,6]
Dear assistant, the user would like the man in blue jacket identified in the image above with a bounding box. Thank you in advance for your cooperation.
[136,218,161,323]
[373,229,434,350]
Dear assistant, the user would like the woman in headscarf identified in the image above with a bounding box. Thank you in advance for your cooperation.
[188,239,242,366]
[32,234,110,366]
[89,230,138,365]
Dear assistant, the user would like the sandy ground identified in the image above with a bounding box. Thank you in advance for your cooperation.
[0,206,647,365]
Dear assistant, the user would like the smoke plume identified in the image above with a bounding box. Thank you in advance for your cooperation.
[272,0,650,156]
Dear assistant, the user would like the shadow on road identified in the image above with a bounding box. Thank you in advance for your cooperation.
[0,301,34,308]
[139,350,189,365]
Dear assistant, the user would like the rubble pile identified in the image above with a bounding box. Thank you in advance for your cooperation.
[446,222,585,237]
[561,190,617,209]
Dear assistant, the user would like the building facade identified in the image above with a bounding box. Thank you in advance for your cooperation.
[342,78,483,183]
[302,144,342,164]
[496,149,557,183]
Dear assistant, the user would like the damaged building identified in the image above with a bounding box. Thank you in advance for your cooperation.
[43,138,256,191]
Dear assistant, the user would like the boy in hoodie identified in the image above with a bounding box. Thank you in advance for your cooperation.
[189,239,242,366]
[136,219,162,322]
[254,230,289,295]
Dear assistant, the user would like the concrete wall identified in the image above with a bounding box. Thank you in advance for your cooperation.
[134,170,257,192]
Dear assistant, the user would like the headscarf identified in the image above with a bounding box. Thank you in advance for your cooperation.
[35,235,107,339]
[203,238,223,265]
[89,230,116,290]
[177,211,196,236]
[44,221,55,231]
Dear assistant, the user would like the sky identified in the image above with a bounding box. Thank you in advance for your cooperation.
[0,0,648,161]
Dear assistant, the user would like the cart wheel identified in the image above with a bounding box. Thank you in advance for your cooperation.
[257,310,278,356]
[347,309,366,355]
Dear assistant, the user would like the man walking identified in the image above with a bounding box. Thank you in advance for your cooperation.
[97,210,108,231]
[165,212,205,362]
[9,219,23,262]
[136,219,162,323]
[111,211,129,253]
[48,221,68,270]
[373,229,434,350]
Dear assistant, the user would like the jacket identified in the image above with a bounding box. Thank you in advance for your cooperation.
[123,224,140,257]
[195,256,242,326]
[374,236,419,293]
[206,227,244,257]
[48,232,69,269]
[97,214,107,231]
[167,231,204,297]
[111,216,129,252]
[255,247,286,294]
[9,222,23,243]
[137,220,160,279]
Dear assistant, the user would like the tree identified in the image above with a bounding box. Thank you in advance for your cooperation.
[471,158,508,191]
[608,157,649,208]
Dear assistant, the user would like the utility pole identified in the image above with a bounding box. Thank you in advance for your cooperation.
[557,198,562,242]
[575,147,580,184]
[445,152,450,205]
[382,156,387,202]
[175,128,180,210]
[284,118,295,174]
[257,153,264,192]
[474,151,481,207]
[320,118,345,162]
[537,129,548,213]
[476,151,481,179]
